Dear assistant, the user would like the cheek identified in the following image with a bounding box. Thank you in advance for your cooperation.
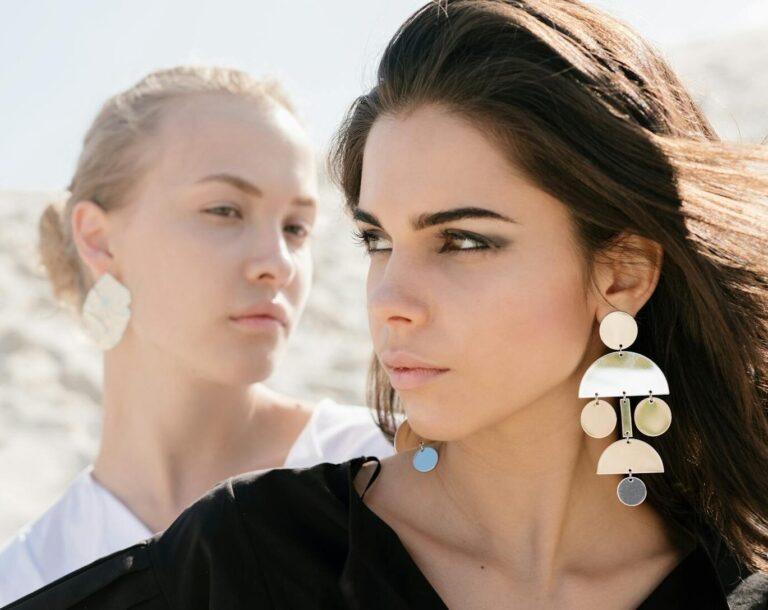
[134,239,219,334]
[120,218,229,346]
[467,246,590,408]
[412,247,590,440]
[478,278,585,378]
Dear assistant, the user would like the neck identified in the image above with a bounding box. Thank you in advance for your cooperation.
[92,334,304,532]
[431,375,682,584]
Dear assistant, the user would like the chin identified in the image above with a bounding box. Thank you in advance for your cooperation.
[401,395,473,442]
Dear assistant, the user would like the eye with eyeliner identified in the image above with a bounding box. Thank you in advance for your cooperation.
[351,227,507,254]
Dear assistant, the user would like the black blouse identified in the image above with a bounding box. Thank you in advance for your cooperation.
[5,456,768,609]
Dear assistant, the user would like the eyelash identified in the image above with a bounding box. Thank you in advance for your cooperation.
[206,206,310,238]
[351,229,495,254]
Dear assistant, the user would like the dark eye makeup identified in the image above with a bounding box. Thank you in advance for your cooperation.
[351,227,508,254]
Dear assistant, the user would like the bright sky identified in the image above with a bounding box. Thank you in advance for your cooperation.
[1,0,766,190]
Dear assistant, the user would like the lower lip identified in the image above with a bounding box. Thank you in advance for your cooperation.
[230,316,284,332]
[386,367,449,390]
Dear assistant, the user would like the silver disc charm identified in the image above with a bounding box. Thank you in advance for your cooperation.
[412,445,439,472]
[617,475,647,506]
[599,310,638,351]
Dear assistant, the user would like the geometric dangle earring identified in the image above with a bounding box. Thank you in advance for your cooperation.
[394,417,439,473]
[578,310,671,506]
[80,272,132,351]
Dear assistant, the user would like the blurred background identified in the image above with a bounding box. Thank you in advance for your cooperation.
[1,0,766,542]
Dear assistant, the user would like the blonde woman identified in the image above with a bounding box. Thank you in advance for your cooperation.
[0,66,393,606]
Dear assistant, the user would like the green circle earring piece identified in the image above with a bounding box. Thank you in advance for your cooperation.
[578,310,672,506]
[81,272,132,350]
[634,396,672,436]
[394,418,439,473]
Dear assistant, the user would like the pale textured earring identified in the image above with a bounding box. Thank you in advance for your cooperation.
[81,272,132,350]
[394,418,439,473]
[578,310,672,506]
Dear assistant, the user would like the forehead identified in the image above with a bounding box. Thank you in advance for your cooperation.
[358,104,566,227]
[144,94,316,194]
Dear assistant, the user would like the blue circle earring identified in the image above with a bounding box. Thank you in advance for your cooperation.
[412,441,439,473]
[394,418,440,473]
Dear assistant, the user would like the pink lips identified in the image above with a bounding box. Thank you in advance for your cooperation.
[230,315,283,332]
[229,301,288,333]
[380,351,450,390]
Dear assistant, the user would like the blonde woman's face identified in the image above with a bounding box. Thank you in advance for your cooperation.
[108,94,317,385]
[356,104,595,441]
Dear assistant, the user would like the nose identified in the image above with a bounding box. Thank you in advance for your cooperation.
[243,227,296,289]
[368,253,429,330]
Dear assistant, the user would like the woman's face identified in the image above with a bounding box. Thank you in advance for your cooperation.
[356,104,596,441]
[103,94,317,385]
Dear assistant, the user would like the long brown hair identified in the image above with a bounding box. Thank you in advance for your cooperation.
[330,0,768,573]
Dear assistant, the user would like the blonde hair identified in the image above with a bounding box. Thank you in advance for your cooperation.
[38,65,296,313]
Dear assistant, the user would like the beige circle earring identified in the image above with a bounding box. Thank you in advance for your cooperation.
[394,417,439,473]
[81,272,132,350]
[578,310,672,506]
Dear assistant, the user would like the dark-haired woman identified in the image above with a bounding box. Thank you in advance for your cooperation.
[7,1,768,608]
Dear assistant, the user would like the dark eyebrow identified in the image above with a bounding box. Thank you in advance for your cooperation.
[352,206,516,230]
[196,173,315,207]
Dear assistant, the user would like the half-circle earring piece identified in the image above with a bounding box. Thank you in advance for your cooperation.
[81,272,132,350]
[394,418,421,453]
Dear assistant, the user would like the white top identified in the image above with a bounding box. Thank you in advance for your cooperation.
[0,398,394,606]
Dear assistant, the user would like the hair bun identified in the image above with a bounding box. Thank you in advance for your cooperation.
[38,200,82,311]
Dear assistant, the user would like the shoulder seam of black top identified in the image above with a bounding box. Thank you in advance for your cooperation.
[229,475,278,609]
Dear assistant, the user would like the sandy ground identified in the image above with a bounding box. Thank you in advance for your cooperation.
[1,28,765,543]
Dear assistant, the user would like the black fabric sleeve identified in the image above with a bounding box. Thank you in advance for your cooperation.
[3,477,272,610]
[4,543,163,609]
[149,476,273,608]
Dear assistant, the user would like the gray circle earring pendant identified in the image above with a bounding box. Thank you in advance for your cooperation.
[617,474,647,506]
[412,444,439,472]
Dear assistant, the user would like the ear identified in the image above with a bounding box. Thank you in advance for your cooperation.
[591,232,663,320]
[70,200,115,281]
